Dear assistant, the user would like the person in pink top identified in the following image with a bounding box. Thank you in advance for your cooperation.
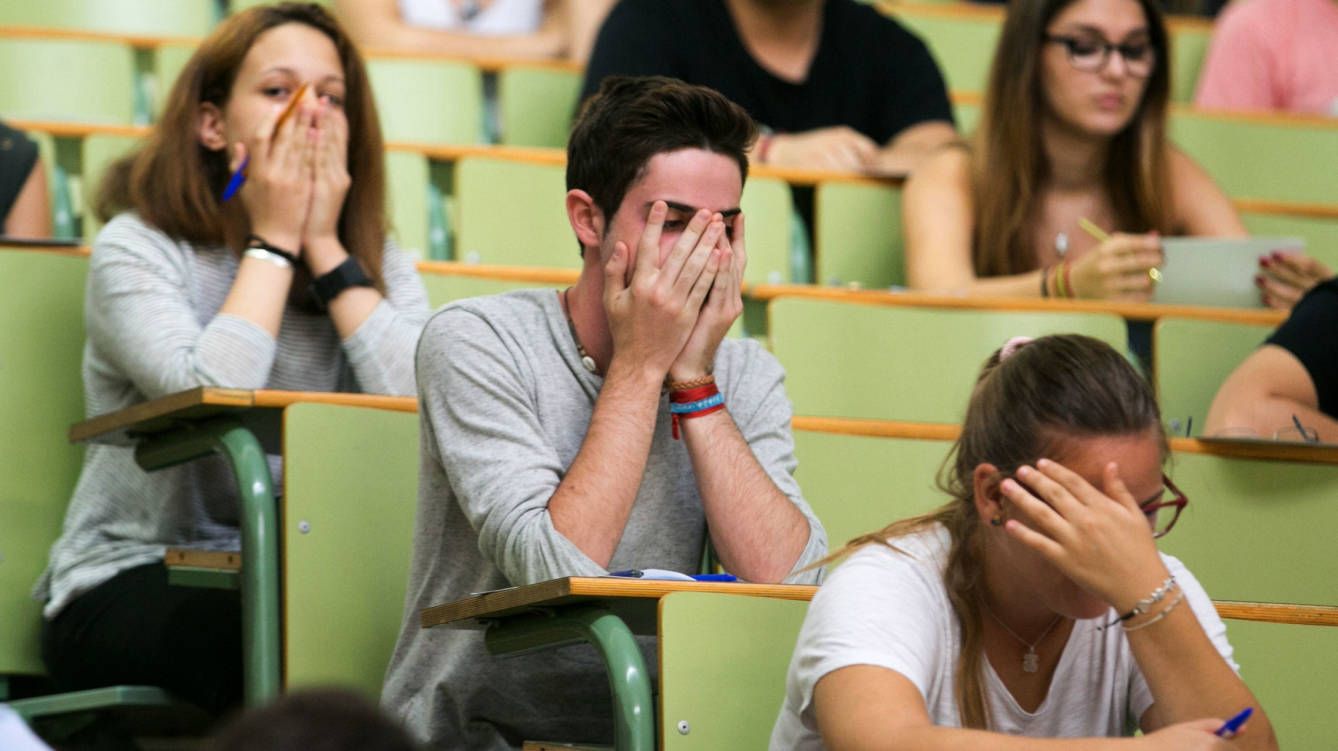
[1194,0,1338,117]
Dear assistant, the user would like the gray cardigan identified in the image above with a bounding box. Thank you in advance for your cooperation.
[36,213,430,619]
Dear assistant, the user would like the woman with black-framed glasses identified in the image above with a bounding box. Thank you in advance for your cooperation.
[772,334,1275,750]
[901,0,1327,310]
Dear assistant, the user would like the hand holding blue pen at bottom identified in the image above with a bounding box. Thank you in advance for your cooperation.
[1214,707,1252,738]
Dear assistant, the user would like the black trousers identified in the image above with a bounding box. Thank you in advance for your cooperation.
[42,562,243,715]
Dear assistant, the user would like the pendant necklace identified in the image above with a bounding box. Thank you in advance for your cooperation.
[560,288,598,374]
[982,601,1064,674]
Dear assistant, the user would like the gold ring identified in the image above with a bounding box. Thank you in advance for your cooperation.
[1148,267,1163,284]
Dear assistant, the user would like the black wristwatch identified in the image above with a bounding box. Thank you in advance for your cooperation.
[309,257,373,310]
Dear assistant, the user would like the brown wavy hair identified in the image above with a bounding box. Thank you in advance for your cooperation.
[817,335,1164,729]
[96,2,387,289]
[972,0,1173,278]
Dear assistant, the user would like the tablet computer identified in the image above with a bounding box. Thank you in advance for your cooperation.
[1154,236,1304,308]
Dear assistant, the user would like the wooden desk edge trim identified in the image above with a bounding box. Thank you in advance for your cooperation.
[791,418,1338,464]
[420,577,818,628]
[416,261,579,284]
[251,390,417,413]
[68,386,253,443]
[754,286,1288,326]
[1214,601,1338,627]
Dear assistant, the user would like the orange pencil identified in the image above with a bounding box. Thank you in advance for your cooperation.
[221,82,310,201]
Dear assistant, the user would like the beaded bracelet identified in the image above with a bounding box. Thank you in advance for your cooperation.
[1103,575,1177,629]
[1122,590,1185,633]
[1061,259,1075,299]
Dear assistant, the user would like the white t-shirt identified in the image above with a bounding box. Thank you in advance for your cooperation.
[397,0,543,35]
[770,525,1237,749]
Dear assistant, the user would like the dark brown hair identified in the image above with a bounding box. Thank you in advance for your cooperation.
[567,75,757,254]
[972,0,1172,277]
[822,335,1164,728]
[97,3,387,289]
[207,688,419,751]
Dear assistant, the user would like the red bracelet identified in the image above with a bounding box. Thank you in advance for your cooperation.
[669,383,723,439]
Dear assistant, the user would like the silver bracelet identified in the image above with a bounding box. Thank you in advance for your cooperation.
[243,246,294,269]
[1122,589,1185,632]
[1102,575,1177,628]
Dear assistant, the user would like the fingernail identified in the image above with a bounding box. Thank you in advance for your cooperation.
[1254,276,1265,287]
[1271,251,1284,260]
[1016,466,1031,477]
[1259,256,1271,268]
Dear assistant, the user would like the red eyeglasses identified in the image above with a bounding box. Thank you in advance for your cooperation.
[1141,474,1188,539]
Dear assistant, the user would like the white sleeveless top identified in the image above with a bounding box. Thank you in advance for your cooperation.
[397,0,543,35]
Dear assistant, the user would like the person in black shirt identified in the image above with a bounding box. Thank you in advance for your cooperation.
[1206,278,1338,442]
[0,120,51,238]
[580,0,956,177]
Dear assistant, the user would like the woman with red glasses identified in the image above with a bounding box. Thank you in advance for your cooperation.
[771,334,1275,750]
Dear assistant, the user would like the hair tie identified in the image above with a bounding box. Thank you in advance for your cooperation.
[1000,336,1034,361]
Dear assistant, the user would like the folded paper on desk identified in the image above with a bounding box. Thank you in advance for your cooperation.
[1156,236,1303,308]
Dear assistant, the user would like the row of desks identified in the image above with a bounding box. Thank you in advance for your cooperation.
[69,385,1338,749]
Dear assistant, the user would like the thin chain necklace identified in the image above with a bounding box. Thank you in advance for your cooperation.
[560,288,598,374]
[981,600,1064,674]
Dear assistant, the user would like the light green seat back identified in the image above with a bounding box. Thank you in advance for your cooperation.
[1241,212,1338,271]
[282,402,419,696]
[769,298,1127,421]
[659,593,809,750]
[953,99,982,136]
[80,135,144,242]
[368,57,484,146]
[890,11,999,95]
[0,249,89,676]
[497,65,581,148]
[1153,318,1271,437]
[1167,22,1212,104]
[0,39,136,124]
[740,176,793,285]
[1169,112,1338,205]
[419,269,566,308]
[1223,617,1338,750]
[813,181,902,288]
[0,0,215,36]
[1158,451,1338,606]
[152,42,199,119]
[385,150,431,259]
[793,429,950,548]
[454,157,576,268]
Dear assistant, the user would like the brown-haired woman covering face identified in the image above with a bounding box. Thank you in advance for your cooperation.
[35,3,428,714]
[901,0,1326,309]
[771,335,1277,750]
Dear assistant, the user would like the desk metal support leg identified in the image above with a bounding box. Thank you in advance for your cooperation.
[135,418,281,706]
[485,606,654,751]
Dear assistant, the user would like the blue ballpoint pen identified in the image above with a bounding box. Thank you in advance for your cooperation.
[1214,707,1252,737]
[220,82,308,202]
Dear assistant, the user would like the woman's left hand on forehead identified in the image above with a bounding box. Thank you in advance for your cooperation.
[1001,459,1169,609]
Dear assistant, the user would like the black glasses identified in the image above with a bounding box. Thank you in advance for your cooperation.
[1044,34,1156,78]
[1141,474,1187,539]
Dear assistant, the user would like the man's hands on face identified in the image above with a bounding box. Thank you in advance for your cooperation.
[668,211,746,382]
[602,201,726,382]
